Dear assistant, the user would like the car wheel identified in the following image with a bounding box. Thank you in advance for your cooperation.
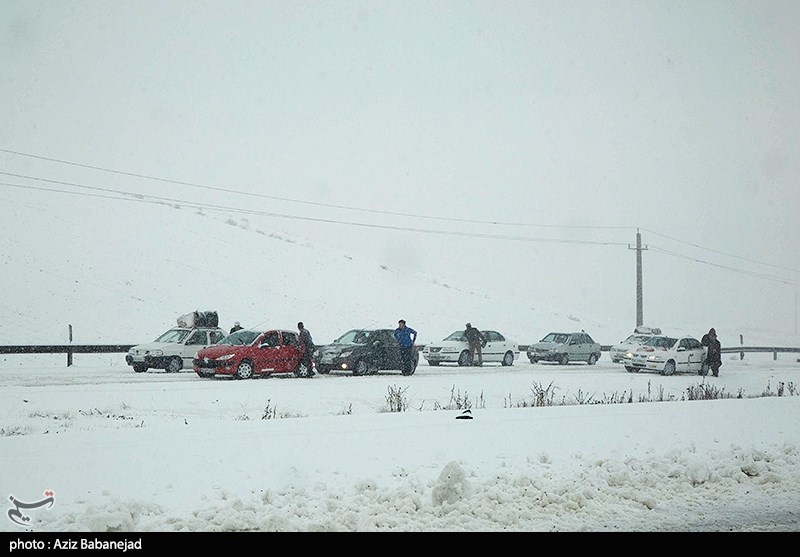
[429,361,439,366]
[235,361,254,380]
[166,357,182,373]
[625,366,636,373]
[663,361,676,376]
[317,365,331,375]
[529,358,538,364]
[294,361,312,378]
[352,360,369,376]
[132,364,147,373]
[587,353,598,365]
[458,351,471,366]
[502,351,514,366]
[558,353,569,366]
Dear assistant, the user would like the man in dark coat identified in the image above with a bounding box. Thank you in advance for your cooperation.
[465,323,485,367]
[701,327,722,377]
[297,322,315,377]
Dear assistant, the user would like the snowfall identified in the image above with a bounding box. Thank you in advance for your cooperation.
[1,192,800,534]
[1,350,799,534]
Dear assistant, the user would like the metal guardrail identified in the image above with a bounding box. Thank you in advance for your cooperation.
[0,345,134,354]
[1,344,799,366]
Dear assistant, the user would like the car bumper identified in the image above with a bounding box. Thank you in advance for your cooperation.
[423,352,460,364]
[527,351,560,362]
[126,354,170,368]
[193,359,237,376]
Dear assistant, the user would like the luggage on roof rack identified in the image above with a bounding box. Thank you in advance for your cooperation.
[177,310,219,328]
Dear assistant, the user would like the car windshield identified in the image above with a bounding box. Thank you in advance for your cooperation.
[444,331,467,341]
[219,330,262,346]
[623,334,651,344]
[154,329,190,343]
[643,336,678,349]
[334,329,372,344]
[541,333,568,344]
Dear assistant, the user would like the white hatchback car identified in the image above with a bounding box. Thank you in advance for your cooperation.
[422,330,518,367]
[126,326,226,373]
[623,335,708,376]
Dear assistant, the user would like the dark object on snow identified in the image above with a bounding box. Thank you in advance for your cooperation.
[178,310,219,328]
[701,327,722,377]
[456,409,473,420]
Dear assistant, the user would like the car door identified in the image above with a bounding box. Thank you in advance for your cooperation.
[376,330,402,370]
[683,338,705,372]
[675,338,699,372]
[483,331,500,363]
[568,334,587,362]
[254,331,283,374]
[278,331,302,372]
[182,329,210,367]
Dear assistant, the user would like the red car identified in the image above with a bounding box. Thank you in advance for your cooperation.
[193,329,313,379]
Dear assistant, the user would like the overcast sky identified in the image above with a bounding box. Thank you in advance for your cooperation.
[2,1,799,335]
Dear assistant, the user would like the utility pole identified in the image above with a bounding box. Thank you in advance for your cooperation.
[628,229,647,327]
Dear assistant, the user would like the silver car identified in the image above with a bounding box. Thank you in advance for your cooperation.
[527,331,601,365]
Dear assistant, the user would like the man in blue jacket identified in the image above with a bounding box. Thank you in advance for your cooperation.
[394,319,417,374]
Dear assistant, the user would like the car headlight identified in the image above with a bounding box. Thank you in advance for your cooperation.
[625,351,633,358]
[151,349,163,356]
[340,350,353,358]
[218,354,235,361]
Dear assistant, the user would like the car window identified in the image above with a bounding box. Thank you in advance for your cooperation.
[155,329,190,343]
[335,330,361,344]
[219,330,260,345]
[584,334,595,343]
[445,331,466,341]
[260,332,280,348]
[353,330,371,344]
[210,331,225,344]
[186,331,207,345]
[282,332,298,346]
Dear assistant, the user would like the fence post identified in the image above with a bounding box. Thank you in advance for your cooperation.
[740,334,744,360]
[67,324,73,367]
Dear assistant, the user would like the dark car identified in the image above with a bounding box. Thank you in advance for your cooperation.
[193,328,313,379]
[315,328,419,376]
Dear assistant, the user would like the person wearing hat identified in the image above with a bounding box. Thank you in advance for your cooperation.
[701,327,722,377]
[230,321,243,334]
[394,319,417,375]
[465,323,485,366]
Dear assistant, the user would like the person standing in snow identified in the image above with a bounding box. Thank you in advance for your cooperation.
[701,327,722,377]
[394,319,417,374]
[297,322,315,377]
[465,323,485,366]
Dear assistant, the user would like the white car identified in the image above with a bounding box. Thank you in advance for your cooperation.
[422,330,518,366]
[623,335,708,376]
[126,326,226,373]
[609,327,661,363]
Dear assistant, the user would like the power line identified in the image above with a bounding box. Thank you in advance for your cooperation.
[642,227,800,275]
[648,245,799,286]
[2,147,797,277]
[0,148,631,231]
[0,181,630,246]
